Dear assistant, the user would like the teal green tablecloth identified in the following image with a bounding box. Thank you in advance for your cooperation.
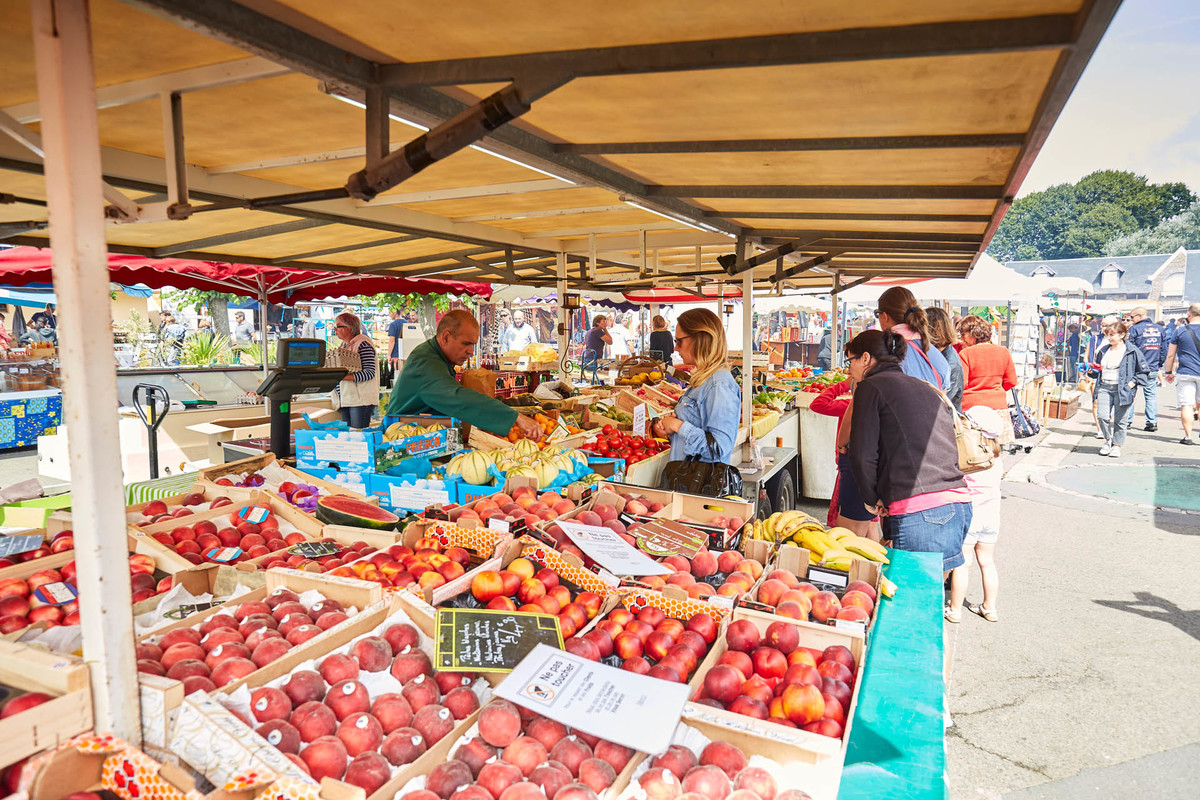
[839,550,947,799]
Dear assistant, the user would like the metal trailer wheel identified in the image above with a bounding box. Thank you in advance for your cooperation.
[755,487,773,520]
[769,469,796,513]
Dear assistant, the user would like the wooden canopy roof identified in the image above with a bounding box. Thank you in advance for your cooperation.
[0,0,1120,295]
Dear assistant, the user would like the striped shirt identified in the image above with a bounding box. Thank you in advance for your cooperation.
[352,340,377,383]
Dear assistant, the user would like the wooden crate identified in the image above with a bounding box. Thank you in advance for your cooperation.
[0,640,92,771]
[195,452,376,506]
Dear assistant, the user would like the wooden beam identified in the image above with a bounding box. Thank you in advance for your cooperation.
[555,134,1027,155]
[705,211,993,223]
[647,185,1005,200]
[363,179,573,205]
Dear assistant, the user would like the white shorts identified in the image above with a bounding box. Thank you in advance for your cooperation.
[964,459,1001,546]
[1178,374,1200,407]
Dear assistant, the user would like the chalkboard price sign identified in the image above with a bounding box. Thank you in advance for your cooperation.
[164,602,217,620]
[0,534,46,558]
[434,608,563,673]
[288,541,341,558]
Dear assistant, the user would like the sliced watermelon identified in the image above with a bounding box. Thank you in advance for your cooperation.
[315,496,400,530]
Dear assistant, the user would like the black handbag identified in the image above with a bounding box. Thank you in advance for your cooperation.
[660,432,744,498]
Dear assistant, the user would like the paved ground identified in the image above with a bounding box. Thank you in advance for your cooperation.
[944,383,1200,799]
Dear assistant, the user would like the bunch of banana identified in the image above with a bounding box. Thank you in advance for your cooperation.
[820,527,890,564]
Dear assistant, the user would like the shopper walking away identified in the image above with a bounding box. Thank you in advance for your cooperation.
[333,312,379,429]
[1127,306,1165,431]
[652,309,740,464]
[1163,303,1200,445]
[386,309,405,368]
[1067,323,1081,383]
[816,328,833,371]
[945,405,1005,623]
[844,330,972,573]
[957,314,1019,445]
[811,377,878,540]
[1091,321,1150,458]
[926,307,963,412]
[649,315,674,363]
[500,309,538,353]
[874,286,950,390]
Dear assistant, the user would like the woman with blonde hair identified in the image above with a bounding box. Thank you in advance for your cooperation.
[333,311,379,428]
[649,314,674,362]
[925,306,963,412]
[651,308,740,464]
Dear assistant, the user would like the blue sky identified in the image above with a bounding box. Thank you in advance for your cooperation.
[1020,0,1200,196]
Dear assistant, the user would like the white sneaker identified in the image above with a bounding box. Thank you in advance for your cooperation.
[1109,446,1121,458]
[1094,432,1106,439]
[1099,443,1112,456]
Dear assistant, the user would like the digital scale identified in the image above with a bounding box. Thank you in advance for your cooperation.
[254,339,347,458]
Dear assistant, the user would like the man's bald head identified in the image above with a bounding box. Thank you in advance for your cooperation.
[436,309,480,365]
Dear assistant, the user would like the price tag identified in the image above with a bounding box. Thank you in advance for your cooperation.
[0,534,46,558]
[557,520,671,577]
[236,506,270,525]
[632,403,647,437]
[288,541,340,558]
[389,485,450,510]
[806,565,849,591]
[434,608,563,673]
[33,582,78,606]
[164,602,217,620]
[496,643,688,754]
[834,618,866,634]
[633,519,707,559]
[488,517,511,533]
[205,547,243,563]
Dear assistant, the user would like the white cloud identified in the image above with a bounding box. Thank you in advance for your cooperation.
[1019,2,1200,196]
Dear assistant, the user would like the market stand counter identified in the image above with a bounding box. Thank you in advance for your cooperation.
[839,551,946,799]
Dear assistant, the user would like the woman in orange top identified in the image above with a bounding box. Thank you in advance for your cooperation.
[957,315,1018,418]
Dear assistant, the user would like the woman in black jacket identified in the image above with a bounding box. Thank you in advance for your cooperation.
[845,330,973,573]
[1092,321,1150,458]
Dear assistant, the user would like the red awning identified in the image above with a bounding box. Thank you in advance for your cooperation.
[0,246,492,302]
[622,285,744,305]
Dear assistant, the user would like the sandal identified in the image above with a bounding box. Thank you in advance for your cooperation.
[943,606,961,623]
[967,602,998,622]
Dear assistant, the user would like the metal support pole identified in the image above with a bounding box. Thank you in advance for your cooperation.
[260,285,270,378]
[831,271,841,369]
[31,0,140,742]
[742,267,754,436]
[556,252,569,369]
[161,91,187,209]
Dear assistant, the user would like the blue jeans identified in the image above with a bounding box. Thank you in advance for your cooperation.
[1139,375,1157,425]
[1095,384,1133,445]
[341,405,373,429]
[882,501,972,571]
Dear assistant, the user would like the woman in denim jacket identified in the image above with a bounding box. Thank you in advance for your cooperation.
[1091,321,1150,458]
[652,308,741,463]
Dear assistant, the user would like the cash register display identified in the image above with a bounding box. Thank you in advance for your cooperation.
[277,339,325,367]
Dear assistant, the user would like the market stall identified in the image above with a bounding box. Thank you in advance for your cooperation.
[0,0,1117,796]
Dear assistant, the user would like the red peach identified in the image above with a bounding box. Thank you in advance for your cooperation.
[257,718,301,753]
[299,734,348,782]
[443,685,480,719]
[549,735,593,777]
[250,637,293,668]
[380,727,426,766]
[211,657,257,687]
[413,703,456,745]
[249,686,293,723]
[503,735,549,777]
[281,670,326,706]
[289,700,338,743]
[325,679,370,721]
[337,711,384,756]
[725,620,760,652]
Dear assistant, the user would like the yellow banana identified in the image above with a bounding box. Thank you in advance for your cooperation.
[847,535,888,557]
[799,530,833,557]
[825,526,855,542]
[820,548,858,562]
[880,576,898,597]
[808,550,821,564]
[821,555,854,571]
[843,539,890,564]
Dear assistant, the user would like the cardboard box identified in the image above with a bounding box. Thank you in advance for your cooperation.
[0,640,92,771]
[738,543,881,635]
[376,415,460,466]
[370,471,458,512]
[225,522,404,577]
[681,608,866,800]
[294,427,382,471]
[293,464,370,497]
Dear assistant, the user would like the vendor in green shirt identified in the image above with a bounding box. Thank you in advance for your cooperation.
[387,309,544,441]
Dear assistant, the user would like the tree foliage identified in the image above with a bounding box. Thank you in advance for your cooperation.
[1104,199,1200,256]
[988,170,1195,261]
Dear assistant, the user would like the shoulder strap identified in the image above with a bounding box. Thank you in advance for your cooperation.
[1186,324,1200,355]
[909,341,944,390]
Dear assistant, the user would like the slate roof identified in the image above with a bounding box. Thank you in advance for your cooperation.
[1005,252,1178,297]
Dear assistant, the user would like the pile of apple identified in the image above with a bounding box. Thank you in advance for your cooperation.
[328,537,470,592]
[0,528,74,568]
[634,551,767,602]
[144,507,306,566]
[0,552,164,632]
[754,575,877,626]
[136,588,351,692]
[575,605,719,685]
[446,486,578,530]
[256,538,379,574]
[466,558,604,639]
[638,738,814,800]
[245,620,481,791]
[695,619,856,738]
[399,697,636,800]
[130,492,232,526]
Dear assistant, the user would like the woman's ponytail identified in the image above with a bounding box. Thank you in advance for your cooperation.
[877,287,931,352]
[902,306,932,353]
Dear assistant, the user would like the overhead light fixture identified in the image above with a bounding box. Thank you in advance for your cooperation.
[621,198,709,233]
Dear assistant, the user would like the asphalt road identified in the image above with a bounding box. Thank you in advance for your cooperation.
[943,384,1200,799]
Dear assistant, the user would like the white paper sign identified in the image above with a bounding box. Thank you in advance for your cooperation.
[388,485,450,509]
[497,644,688,754]
[557,520,671,576]
[633,403,647,437]
[313,437,370,463]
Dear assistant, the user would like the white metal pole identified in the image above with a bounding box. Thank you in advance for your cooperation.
[831,276,840,369]
[556,252,568,369]
[31,0,140,742]
[259,285,269,378]
[742,269,753,435]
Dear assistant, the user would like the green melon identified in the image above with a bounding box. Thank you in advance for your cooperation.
[316,495,400,530]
